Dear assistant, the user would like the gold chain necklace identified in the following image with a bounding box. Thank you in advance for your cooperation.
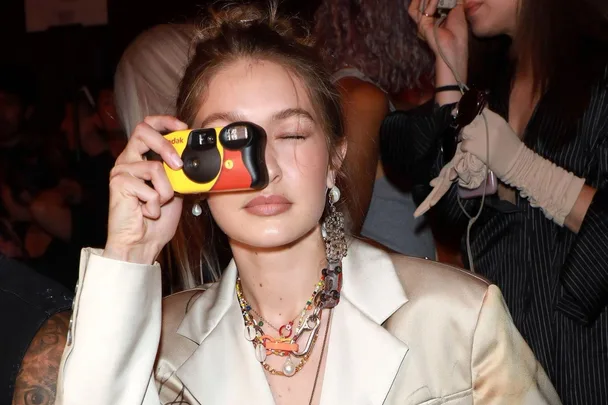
[245,279,323,338]
[236,261,343,379]
[236,277,325,376]
[262,313,321,376]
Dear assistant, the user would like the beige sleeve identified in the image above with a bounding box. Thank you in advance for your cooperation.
[54,248,163,405]
[471,285,563,405]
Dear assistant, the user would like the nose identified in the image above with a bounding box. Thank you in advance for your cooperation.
[264,141,282,184]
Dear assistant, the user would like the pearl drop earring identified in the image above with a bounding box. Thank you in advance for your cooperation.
[192,202,202,217]
[329,185,340,204]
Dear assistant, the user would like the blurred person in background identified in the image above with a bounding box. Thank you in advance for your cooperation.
[114,24,197,135]
[313,0,438,260]
[381,0,608,402]
[2,258,72,405]
[0,65,78,285]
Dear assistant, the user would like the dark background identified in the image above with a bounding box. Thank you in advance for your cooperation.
[0,0,320,127]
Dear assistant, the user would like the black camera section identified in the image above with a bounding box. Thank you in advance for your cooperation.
[223,122,269,189]
[182,129,221,184]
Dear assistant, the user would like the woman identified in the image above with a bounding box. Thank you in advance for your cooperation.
[381,0,608,403]
[313,0,437,260]
[114,24,197,136]
[55,4,560,405]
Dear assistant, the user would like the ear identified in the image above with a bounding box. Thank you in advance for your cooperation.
[326,139,348,189]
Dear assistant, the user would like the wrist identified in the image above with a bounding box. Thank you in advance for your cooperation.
[502,146,586,225]
[435,63,466,106]
[103,242,160,265]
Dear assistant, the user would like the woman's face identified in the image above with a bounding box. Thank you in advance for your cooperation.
[464,0,519,38]
[195,58,339,249]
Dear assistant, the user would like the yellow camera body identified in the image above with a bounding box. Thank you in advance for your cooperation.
[147,122,268,195]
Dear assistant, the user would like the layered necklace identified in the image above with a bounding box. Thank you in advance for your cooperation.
[236,263,343,377]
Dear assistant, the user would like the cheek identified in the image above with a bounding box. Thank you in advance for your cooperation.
[278,139,331,186]
[206,193,245,233]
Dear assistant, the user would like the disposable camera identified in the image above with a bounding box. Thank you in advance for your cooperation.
[438,0,458,10]
[147,122,269,194]
[420,0,458,12]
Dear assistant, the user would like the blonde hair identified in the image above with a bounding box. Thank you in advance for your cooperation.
[114,24,197,136]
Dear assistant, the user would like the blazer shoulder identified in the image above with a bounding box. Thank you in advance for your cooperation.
[162,287,208,329]
[389,254,491,304]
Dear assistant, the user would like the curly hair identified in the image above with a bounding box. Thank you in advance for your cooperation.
[313,0,434,93]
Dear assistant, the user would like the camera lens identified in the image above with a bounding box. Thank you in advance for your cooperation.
[186,158,200,169]
[181,148,221,184]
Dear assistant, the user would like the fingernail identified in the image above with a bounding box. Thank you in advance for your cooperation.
[176,119,188,129]
[171,153,183,168]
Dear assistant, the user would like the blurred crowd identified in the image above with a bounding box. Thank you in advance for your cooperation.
[0,66,126,289]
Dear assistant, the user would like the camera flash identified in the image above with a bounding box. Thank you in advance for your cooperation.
[225,125,249,141]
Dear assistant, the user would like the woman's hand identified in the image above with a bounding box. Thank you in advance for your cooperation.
[104,116,187,264]
[460,109,522,178]
[461,109,586,227]
[409,0,469,103]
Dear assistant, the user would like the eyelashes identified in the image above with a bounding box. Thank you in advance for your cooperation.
[281,134,307,140]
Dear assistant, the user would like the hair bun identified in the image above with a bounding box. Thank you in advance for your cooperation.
[193,2,312,47]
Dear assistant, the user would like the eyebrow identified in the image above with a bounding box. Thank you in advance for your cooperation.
[200,111,246,128]
[199,108,315,128]
[271,108,315,123]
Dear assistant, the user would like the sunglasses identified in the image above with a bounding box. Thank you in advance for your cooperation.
[441,88,488,163]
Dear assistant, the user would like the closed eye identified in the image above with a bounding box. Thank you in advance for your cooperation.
[281,134,306,140]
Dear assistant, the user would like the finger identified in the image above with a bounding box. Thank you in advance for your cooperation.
[110,161,175,205]
[430,175,444,188]
[415,183,444,217]
[423,0,440,16]
[414,199,431,218]
[109,173,162,219]
[408,0,422,18]
[117,119,184,170]
[143,115,188,134]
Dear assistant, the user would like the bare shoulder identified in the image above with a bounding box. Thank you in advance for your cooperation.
[336,76,388,109]
[389,253,490,304]
[12,311,71,405]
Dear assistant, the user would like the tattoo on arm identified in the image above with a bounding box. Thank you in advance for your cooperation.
[12,311,71,405]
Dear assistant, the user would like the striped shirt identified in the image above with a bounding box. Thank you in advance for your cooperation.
[380,70,608,405]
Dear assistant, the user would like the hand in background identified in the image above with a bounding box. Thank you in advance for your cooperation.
[460,109,523,178]
[408,0,469,89]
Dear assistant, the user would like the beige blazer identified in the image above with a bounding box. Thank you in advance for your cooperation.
[55,240,561,405]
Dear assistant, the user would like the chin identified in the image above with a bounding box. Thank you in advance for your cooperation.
[230,225,318,250]
[470,20,508,39]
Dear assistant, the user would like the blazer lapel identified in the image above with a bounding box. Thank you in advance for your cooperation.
[320,298,409,405]
[175,262,275,404]
[320,240,410,405]
[172,239,411,405]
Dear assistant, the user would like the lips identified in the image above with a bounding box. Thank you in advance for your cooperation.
[244,194,292,216]
[464,1,482,16]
